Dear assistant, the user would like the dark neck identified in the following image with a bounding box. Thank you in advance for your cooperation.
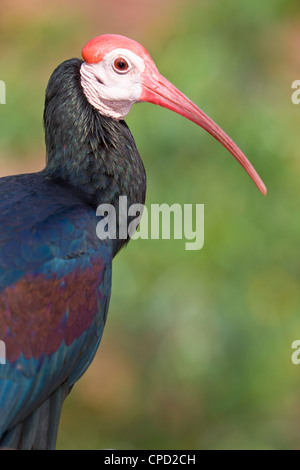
[43,59,146,254]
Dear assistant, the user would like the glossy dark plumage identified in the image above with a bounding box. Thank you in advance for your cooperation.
[0,59,146,449]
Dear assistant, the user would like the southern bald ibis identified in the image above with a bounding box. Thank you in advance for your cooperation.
[0,34,266,450]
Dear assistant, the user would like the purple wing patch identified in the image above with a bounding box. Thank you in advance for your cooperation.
[0,260,105,362]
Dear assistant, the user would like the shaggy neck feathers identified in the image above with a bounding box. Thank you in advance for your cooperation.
[43,58,146,254]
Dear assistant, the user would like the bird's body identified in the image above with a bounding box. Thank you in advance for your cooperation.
[0,35,266,449]
[0,172,112,448]
[0,58,146,449]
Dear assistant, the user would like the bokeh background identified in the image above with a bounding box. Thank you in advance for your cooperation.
[0,0,300,450]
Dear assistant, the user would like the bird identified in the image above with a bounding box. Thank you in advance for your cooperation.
[0,34,267,450]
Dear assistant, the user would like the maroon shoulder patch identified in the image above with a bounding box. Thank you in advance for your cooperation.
[0,260,105,362]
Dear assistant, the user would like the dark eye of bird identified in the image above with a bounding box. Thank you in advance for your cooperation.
[113,57,129,73]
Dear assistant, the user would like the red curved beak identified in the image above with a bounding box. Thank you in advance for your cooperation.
[140,66,267,196]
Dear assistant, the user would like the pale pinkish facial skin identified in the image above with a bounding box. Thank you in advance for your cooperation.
[80,34,267,195]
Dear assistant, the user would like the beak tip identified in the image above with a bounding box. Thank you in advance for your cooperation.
[259,183,267,196]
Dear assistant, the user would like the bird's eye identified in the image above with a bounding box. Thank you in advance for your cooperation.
[113,57,130,74]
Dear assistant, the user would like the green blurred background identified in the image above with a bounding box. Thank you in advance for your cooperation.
[1,0,300,450]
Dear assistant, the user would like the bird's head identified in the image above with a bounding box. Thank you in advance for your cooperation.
[80,34,266,195]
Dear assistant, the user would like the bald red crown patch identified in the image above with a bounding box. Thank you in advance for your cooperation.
[82,34,151,64]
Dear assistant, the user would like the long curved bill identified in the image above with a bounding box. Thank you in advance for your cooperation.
[140,67,267,195]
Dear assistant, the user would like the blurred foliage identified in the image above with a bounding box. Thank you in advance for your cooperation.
[1,0,300,450]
